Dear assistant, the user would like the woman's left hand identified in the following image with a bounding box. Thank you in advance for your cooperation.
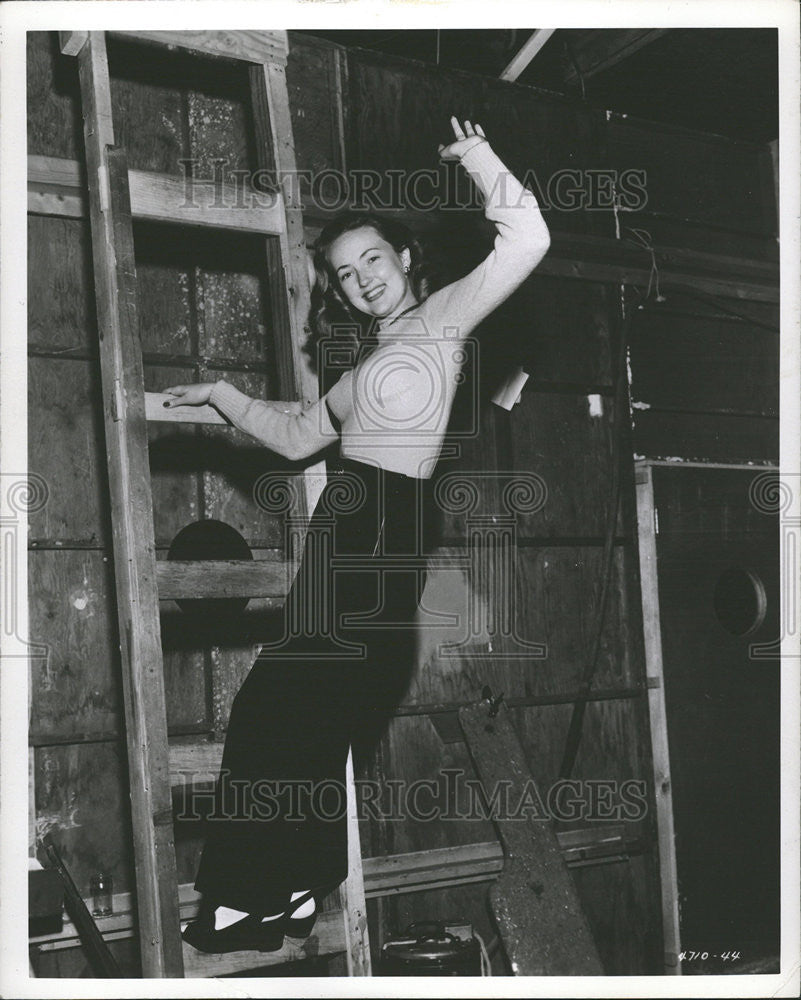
[161,383,215,407]
[438,116,486,161]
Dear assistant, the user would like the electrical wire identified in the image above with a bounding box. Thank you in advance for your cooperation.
[624,228,666,302]
[474,929,492,975]
[559,286,646,779]
[623,226,779,332]
[559,227,777,778]
[564,37,587,101]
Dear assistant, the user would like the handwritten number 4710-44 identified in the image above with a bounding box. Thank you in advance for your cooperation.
[679,950,741,962]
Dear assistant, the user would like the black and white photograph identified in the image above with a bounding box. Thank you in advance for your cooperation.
[1,0,799,995]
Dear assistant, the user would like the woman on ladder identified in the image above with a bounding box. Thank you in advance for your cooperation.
[163,117,550,953]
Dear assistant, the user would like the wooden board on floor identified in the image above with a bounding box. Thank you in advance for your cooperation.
[459,697,604,976]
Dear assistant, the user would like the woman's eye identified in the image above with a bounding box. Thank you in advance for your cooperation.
[368,255,379,264]
[340,271,352,282]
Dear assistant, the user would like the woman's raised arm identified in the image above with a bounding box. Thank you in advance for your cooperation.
[425,117,550,338]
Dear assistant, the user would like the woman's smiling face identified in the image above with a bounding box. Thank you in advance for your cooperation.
[327,226,416,319]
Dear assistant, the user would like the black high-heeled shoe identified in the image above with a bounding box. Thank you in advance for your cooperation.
[263,884,339,941]
[279,889,319,940]
[182,898,288,954]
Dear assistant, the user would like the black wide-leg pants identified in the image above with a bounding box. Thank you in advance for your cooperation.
[194,456,435,913]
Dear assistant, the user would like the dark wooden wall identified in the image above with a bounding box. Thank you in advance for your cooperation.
[27,29,776,976]
[611,117,779,464]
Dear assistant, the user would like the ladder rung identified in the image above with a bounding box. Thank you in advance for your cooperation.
[129,169,285,235]
[27,155,285,235]
[182,910,346,977]
[157,560,290,601]
[170,741,223,786]
[146,392,229,426]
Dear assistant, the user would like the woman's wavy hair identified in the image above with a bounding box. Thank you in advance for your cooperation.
[306,212,440,390]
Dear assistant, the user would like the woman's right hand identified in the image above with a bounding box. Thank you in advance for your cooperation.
[438,116,486,161]
[161,382,216,408]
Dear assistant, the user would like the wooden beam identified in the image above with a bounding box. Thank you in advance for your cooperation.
[564,29,668,85]
[500,29,556,82]
[304,211,777,304]
[769,138,779,238]
[248,56,328,546]
[636,459,777,471]
[542,252,778,303]
[27,155,85,217]
[28,154,84,188]
[128,169,285,234]
[156,559,290,601]
[109,29,288,66]
[27,155,285,234]
[343,749,371,974]
[248,62,319,410]
[59,31,87,57]
[31,829,645,954]
[29,155,779,303]
[459,697,603,975]
[633,462,682,975]
[71,31,183,978]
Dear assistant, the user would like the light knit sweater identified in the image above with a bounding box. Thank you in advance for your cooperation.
[209,139,550,479]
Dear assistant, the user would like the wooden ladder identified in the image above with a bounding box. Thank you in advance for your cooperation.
[59,29,370,978]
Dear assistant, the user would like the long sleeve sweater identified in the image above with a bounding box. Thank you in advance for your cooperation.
[209,139,550,477]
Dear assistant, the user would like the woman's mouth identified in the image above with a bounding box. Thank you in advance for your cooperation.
[364,286,385,303]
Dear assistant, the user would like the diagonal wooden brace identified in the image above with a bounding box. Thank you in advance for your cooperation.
[459,693,604,976]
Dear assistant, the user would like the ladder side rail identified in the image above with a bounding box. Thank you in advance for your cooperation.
[65,30,184,977]
[248,57,318,410]
[248,56,326,540]
[343,748,371,974]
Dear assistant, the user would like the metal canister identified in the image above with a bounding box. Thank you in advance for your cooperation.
[379,921,482,976]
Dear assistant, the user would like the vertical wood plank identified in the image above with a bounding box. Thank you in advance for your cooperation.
[633,462,681,974]
[33,743,133,903]
[29,748,36,856]
[28,550,121,741]
[343,748,371,974]
[28,357,108,544]
[28,33,83,160]
[71,31,183,977]
[249,50,326,530]
[28,215,96,354]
